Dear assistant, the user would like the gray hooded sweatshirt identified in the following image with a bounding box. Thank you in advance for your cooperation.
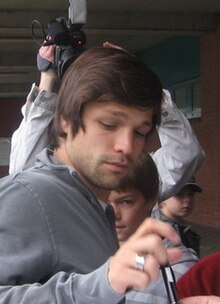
[0,149,125,304]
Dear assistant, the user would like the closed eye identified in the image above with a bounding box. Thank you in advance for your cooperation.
[135,126,152,138]
[135,130,147,138]
[99,121,117,130]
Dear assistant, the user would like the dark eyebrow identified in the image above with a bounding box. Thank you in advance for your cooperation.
[102,109,128,119]
[101,109,152,127]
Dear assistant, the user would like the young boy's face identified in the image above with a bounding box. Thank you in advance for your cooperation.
[109,189,156,244]
[161,187,196,220]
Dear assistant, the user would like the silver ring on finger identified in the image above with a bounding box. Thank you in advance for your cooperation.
[135,254,145,271]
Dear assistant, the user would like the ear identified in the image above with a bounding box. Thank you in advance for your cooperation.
[59,115,70,134]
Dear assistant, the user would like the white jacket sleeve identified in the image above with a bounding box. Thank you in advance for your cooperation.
[9,84,56,174]
[152,89,206,202]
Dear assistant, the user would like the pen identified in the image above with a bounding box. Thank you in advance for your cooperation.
[161,264,180,304]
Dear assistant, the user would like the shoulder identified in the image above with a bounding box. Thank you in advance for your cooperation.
[0,171,56,247]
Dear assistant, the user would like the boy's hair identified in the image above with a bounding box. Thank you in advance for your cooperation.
[52,47,163,147]
[119,152,159,202]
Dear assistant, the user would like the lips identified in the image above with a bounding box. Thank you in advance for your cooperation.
[115,224,125,231]
[181,207,190,213]
[105,161,129,173]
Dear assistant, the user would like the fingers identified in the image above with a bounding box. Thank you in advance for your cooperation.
[125,233,181,266]
[125,234,169,265]
[39,45,56,63]
[181,295,220,304]
[132,218,180,245]
[141,253,160,282]
[108,252,160,294]
[167,247,182,264]
[108,218,181,294]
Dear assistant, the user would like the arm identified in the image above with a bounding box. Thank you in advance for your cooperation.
[9,46,58,174]
[9,84,56,174]
[0,264,123,304]
[0,176,123,304]
[152,89,206,201]
[0,176,181,303]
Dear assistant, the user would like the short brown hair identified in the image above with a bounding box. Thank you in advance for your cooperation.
[119,152,159,203]
[53,47,163,146]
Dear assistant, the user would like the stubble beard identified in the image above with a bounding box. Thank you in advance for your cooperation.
[87,167,125,191]
[74,152,134,194]
[80,159,131,191]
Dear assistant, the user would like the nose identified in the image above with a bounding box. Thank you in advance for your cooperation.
[183,196,190,204]
[113,130,133,155]
[111,203,121,220]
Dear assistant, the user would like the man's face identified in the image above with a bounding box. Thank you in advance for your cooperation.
[109,189,155,243]
[58,101,153,199]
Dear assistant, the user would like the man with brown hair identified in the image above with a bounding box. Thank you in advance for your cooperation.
[0,47,182,304]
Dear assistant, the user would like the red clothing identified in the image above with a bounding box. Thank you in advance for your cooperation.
[177,251,220,298]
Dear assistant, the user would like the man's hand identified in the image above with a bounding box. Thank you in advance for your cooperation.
[108,218,181,294]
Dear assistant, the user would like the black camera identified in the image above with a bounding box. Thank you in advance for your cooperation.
[33,0,87,78]
[44,17,86,78]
